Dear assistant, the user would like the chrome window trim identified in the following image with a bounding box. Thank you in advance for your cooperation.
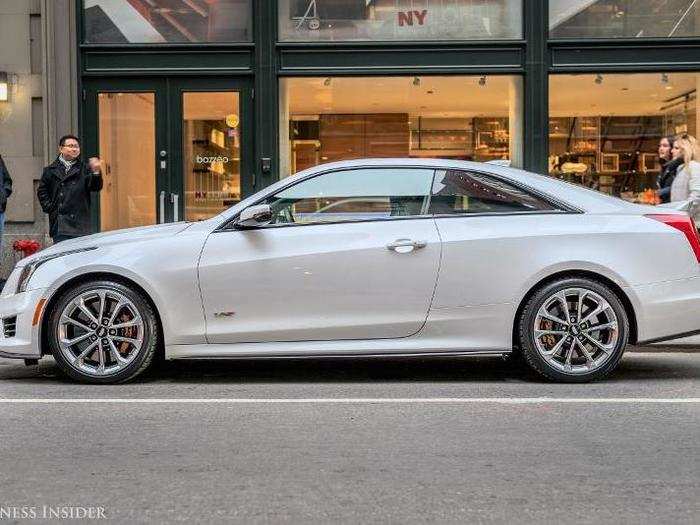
[216,164,582,232]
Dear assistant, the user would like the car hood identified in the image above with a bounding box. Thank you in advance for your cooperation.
[19,222,193,266]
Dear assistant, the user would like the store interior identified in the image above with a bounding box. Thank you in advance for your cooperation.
[549,72,698,202]
[281,73,698,204]
[280,75,523,176]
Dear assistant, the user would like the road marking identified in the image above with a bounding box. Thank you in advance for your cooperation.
[0,398,698,404]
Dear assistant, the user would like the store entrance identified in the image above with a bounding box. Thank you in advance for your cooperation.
[82,77,252,231]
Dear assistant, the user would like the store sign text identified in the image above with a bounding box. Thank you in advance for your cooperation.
[196,155,230,164]
[397,10,428,27]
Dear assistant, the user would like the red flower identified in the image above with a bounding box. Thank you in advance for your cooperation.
[12,239,42,256]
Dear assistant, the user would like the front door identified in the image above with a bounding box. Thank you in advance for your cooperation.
[199,167,441,344]
[82,77,252,231]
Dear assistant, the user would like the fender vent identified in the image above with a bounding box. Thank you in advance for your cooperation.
[3,316,16,338]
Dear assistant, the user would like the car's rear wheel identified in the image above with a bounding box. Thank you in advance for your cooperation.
[47,280,159,384]
[518,277,629,382]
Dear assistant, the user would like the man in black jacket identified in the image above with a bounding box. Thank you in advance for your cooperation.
[0,154,13,253]
[37,135,103,243]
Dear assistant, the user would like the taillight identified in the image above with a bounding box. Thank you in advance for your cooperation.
[646,214,700,263]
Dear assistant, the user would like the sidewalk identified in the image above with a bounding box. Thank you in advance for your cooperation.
[634,345,700,352]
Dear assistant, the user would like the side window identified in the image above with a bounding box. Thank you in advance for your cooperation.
[264,168,434,225]
[429,169,558,215]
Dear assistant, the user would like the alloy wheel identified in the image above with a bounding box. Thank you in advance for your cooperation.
[57,288,145,377]
[532,287,619,374]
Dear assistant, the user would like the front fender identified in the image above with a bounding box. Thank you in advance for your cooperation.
[26,232,208,347]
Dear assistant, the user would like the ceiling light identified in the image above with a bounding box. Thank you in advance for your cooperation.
[413,77,421,86]
[594,74,603,85]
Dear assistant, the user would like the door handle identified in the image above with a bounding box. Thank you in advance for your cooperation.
[171,193,179,222]
[159,191,165,223]
[386,239,428,252]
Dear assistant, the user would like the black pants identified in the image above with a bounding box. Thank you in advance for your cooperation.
[52,234,79,244]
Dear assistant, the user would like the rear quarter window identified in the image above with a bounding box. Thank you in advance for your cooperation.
[430,169,560,215]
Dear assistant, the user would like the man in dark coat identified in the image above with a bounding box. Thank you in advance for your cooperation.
[37,135,103,243]
[0,154,13,253]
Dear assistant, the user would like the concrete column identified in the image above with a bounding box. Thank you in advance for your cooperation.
[44,0,79,152]
[0,0,78,273]
[509,76,524,169]
[278,79,291,178]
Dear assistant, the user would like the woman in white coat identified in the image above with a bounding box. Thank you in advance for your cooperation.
[669,134,700,223]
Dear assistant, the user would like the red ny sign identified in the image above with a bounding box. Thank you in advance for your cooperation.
[397,10,428,27]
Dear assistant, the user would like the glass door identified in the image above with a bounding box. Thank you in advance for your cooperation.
[83,78,169,231]
[83,77,252,231]
[169,78,253,222]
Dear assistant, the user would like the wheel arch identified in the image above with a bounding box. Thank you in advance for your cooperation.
[511,269,638,349]
[39,272,165,357]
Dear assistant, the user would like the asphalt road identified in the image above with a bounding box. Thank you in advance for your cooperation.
[0,351,698,524]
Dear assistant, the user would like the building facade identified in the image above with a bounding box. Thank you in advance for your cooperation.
[0,0,78,273]
[0,0,699,266]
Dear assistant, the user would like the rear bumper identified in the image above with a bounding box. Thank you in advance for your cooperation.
[630,276,700,344]
[0,288,47,359]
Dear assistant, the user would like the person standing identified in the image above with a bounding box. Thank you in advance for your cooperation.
[0,154,13,255]
[669,134,700,222]
[657,135,682,204]
[37,135,103,244]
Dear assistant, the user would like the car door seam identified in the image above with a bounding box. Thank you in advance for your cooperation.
[419,217,444,331]
[196,231,213,345]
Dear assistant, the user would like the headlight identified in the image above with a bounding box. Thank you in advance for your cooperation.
[16,247,98,294]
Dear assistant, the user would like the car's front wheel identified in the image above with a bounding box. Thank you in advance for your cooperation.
[47,280,159,383]
[518,277,629,382]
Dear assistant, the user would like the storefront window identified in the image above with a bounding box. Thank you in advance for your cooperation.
[550,1,699,38]
[98,92,157,231]
[183,92,241,221]
[278,0,522,41]
[279,75,523,177]
[83,0,252,43]
[549,72,699,202]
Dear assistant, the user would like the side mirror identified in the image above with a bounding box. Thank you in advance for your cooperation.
[235,204,272,229]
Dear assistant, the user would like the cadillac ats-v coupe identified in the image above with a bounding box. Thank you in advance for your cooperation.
[2,159,700,383]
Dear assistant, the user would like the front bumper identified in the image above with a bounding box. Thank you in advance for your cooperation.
[0,288,47,359]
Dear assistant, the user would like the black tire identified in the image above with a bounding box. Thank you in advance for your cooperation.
[517,277,629,383]
[47,280,159,384]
